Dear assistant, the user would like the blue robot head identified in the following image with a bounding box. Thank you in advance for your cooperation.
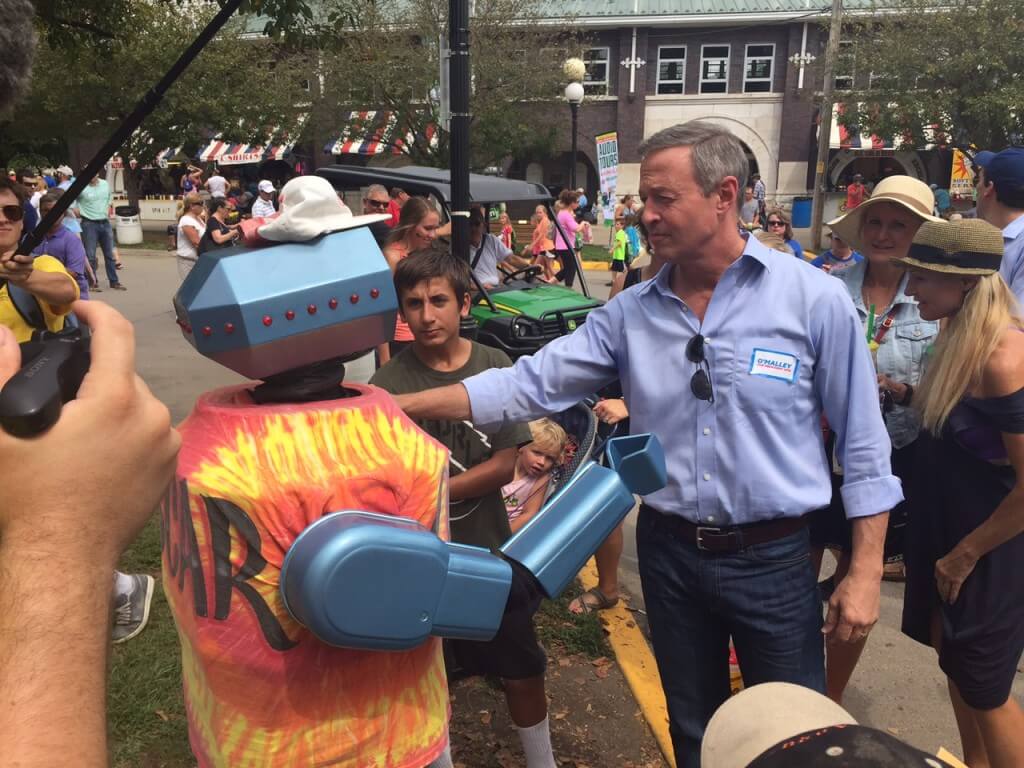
[172,227,397,379]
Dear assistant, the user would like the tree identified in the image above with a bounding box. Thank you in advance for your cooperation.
[836,0,1024,150]
[310,0,578,170]
[8,1,312,204]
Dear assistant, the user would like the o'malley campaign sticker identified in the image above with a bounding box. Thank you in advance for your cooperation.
[748,348,800,383]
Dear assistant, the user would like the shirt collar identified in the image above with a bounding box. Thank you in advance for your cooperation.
[636,233,773,300]
[844,259,915,310]
[1003,213,1024,240]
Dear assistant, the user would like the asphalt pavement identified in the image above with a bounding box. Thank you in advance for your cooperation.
[111,248,1021,760]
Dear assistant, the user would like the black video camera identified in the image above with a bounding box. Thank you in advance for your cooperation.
[0,326,91,437]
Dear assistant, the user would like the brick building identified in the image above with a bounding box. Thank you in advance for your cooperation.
[498,0,950,212]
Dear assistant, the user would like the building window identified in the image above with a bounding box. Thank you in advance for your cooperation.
[743,44,774,93]
[584,47,610,96]
[834,40,854,91]
[656,46,686,94]
[700,45,730,94]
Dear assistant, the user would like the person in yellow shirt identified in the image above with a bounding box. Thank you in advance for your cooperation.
[0,178,78,341]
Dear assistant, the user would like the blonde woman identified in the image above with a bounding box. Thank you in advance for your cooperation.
[896,219,1024,768]
[175,193,206,279]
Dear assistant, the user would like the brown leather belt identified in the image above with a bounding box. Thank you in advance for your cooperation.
[643,504,807,554]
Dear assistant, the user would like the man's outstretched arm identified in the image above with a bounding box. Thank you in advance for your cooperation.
[395,383,472,422]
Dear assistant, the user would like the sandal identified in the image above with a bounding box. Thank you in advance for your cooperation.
[569,587,619,615]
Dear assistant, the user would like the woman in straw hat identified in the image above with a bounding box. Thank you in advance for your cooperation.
[896,218,1024,767]
[809,175,943,704]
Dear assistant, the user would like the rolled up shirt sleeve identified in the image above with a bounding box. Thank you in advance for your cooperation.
[812,286,904,519]
[464,298,623,431]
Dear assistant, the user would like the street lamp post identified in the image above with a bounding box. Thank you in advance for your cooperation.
[564,81,584,190]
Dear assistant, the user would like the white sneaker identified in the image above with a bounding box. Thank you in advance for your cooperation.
[112,574,155,644]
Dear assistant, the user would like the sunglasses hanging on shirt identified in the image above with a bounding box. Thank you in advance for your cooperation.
[686,334,714,403]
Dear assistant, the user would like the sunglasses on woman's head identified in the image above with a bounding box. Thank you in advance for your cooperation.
[686,334,714,403]
[0,204,24,222]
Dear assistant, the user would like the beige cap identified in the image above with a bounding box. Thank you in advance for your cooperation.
[701,683,857,768]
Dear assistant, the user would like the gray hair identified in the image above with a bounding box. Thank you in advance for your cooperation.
[638,121,750,197]
[364,183,388,199]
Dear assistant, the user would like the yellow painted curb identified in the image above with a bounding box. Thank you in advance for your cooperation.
[581,260,611,270]
[578,559,677,768]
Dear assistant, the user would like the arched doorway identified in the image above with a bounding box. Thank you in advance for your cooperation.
[827,150,925,188]
[740,141,759,184]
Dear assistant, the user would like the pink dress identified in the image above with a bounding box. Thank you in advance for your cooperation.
[502,473,550,522]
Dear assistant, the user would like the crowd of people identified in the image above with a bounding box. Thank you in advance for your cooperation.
[2,119,1023,768]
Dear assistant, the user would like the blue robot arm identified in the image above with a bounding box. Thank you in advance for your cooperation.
[280,433,666,650]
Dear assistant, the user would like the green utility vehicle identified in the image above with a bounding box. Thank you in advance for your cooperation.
[317,166,602,358]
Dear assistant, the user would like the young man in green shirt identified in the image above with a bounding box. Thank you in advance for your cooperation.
[371,248,557,768]
[75,172,124,291]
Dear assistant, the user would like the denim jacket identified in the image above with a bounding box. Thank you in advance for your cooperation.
[836,261,939,449]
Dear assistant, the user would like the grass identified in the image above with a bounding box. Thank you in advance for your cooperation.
[108,521,608,766]
[109,519,192,768]
[535,581,612,658]
[580,243,612,263]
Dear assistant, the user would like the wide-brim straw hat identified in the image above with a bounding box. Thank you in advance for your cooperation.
[893,218,1004,275]
[258,176,389,242]
[827,175,943,251]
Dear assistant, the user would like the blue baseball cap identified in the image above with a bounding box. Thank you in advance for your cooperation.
[973,147,1024,195]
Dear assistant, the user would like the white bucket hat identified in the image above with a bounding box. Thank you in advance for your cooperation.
[257,176,389,242]
[828,175,943,252]
[701,683,857,768]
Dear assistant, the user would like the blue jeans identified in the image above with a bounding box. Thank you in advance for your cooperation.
[81,218,119,287]
[636,505,825,767]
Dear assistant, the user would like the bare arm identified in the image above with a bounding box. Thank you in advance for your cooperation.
[823,511,887,643]
[395,384,473,422]
[509,476,550,533]
[210,225,237,245]
[935,329,1024,603]
[0,302,180,766]
[450,446,518,502]
[182,224,201,248]
[1,253,78,306]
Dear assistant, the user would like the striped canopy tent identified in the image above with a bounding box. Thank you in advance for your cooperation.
[325,111,438,156]
[197,138,297,166]
[830,103,943,150]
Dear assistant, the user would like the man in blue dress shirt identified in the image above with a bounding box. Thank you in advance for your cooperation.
[973,147,1024,304]
[395,122,900,766]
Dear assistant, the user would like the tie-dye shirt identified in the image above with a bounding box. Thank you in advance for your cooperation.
[161,383,450,768]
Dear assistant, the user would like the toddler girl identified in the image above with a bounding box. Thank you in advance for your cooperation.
[503,418,567,533]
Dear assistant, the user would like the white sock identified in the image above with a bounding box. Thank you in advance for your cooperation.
[113,570,134,598]
[517,716,556,768]
[426,744,453,768]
